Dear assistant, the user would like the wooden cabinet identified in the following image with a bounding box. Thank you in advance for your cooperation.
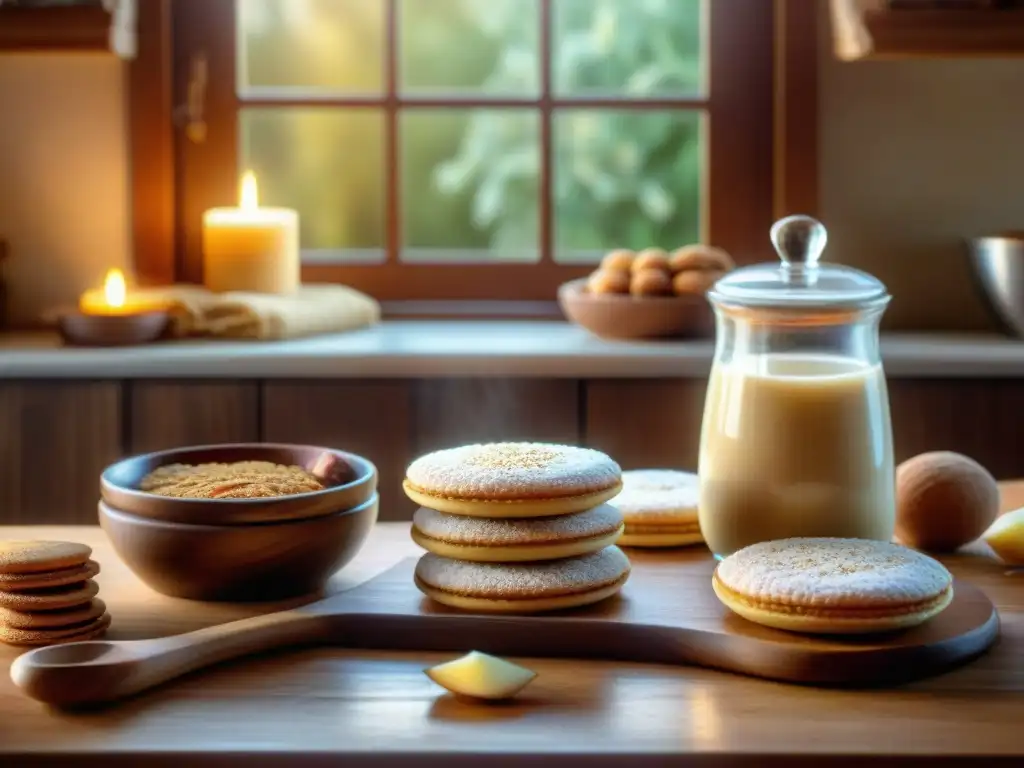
[127,382,259,454]
[0,377,1021,524]
[0,382,121,524]
[263,382,414,522]
[585,380,707,470]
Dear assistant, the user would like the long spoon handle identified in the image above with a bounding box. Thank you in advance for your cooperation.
[10,607,330,707]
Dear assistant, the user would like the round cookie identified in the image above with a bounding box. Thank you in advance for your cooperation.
[414,547,631,613]
[612,470,703,548]
[0,598,106,630]
[411,504,625,563]
[0,613,111,647]
[404,442,622,518]
[0,541,91,575]
[0,560,100,591]
[712,538,954,635]
[0,579,100,612]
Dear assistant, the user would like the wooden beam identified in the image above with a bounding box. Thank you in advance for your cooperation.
[127,0,177,287]
[0,5,110,52]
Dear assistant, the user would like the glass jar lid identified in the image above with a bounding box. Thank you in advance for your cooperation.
[708,215,888,310]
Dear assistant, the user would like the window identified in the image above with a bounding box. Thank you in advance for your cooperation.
[162,0,806,306]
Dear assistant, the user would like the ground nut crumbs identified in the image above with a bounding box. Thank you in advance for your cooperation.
[139,461,325,499]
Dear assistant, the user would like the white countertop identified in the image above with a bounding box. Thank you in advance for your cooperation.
[0,321,1022,378]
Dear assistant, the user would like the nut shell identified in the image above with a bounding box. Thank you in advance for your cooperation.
[896,451,999,553]
[630,268,673,297]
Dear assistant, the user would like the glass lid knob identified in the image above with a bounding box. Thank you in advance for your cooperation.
[770,215,828,270]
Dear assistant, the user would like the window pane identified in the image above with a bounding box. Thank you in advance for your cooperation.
[399,0,540,95]
[552,0,704,97]
[241,108,385,262]
[553,110,703,263]
[401,110,540,263]
[238,0,384,94]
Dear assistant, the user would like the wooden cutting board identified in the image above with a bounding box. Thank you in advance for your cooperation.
[318,549,1000,686]
[11,547,1001,707]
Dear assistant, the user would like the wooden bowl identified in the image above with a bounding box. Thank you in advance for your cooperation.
[99,494,379,601]
[101,443,377,526]
[557,278,714,340]
[58,309,170,347]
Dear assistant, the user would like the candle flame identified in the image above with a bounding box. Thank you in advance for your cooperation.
[103,269,126,308]
[240,171,259,211]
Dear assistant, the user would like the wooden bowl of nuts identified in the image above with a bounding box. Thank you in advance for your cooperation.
[558,245,733,340]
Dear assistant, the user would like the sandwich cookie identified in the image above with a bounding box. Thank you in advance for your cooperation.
[0,598,106,630]
[712,537,954,635]
[404,442,622,518]
[411,504,625,563]
[0,579,100,612]
[612,470,703,547]
[0,560,100,591]
[0,613,111,647]
[0,540,92,574]
[415,546,631,613]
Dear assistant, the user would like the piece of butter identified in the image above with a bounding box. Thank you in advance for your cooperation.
[425,651,537,701]
[981,507,1024,565]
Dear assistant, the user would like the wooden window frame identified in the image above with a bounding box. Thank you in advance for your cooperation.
[128,0,818,310]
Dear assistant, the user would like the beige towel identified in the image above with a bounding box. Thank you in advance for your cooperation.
[201,285,381,340]
[123,284,222,337]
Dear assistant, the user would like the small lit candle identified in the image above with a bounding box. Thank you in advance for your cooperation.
[79,269,160,315]
[202,171,300,295]
[64,268,170,347]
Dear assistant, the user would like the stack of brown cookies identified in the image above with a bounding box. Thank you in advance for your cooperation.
[404,442,631,614]
[0,541,110,647]
[587,244,735,297]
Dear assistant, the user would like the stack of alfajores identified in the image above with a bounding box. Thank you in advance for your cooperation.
[404,442,631,614]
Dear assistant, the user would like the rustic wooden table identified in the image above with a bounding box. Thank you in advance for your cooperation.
[2,485,1024,767]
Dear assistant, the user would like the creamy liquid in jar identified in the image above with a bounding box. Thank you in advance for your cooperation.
[698,353,895,559]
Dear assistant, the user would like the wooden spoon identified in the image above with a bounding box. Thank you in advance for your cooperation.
[11,604,335,708]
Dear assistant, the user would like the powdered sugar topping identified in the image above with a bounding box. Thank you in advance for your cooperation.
[415,546,631,598]
[413,504,624,546]
[406,443,622,500]
[716,538,952,607]
[610,469,699,520]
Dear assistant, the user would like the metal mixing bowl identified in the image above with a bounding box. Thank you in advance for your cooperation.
[969,234,1024,338]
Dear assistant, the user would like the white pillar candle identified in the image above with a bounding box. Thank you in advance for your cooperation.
[202,171,300,295]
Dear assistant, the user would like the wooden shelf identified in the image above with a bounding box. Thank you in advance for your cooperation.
[0,5,112,53]
[863,8,1024,58]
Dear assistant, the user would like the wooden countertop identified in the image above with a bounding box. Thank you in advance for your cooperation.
[3,485,1024,767]
[3,322,1024,379]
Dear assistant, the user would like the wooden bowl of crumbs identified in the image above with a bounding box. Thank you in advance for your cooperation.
[100,443,378,526]
[99,494,378,601]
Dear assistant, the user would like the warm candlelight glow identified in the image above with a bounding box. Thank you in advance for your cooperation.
[103,268,127,310]
[202,168,301,294]
[240,171,259,211]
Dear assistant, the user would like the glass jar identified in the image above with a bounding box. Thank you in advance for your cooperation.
[697,215,895,560]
